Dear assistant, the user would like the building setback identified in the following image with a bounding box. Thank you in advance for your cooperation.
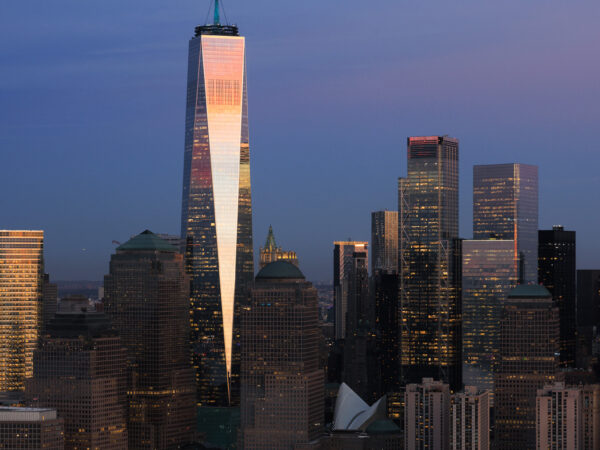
[494,285,559,449]
[104,230,196,449]
[180,4,254,407]
[0,230,44,392]
[399,136,461,390]
[240,261,324,449]
[538,226,576,367]
[26,299,128,449]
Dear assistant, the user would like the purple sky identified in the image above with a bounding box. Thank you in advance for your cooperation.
[1,0,599,282]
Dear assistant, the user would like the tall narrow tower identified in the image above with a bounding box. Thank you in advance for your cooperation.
[180,1,254,406]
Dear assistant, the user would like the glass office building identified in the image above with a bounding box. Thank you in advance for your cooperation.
[180,13,253,406]
[462,240,516,397]
[473,163,538,283]
[0,230,44,392]
[398,136,461,390]
[371,210,398,275]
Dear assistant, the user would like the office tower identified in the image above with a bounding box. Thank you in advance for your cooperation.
[240,261,324,449]
[26,298,128,449]
[259,225,298,269]
[0,407,64,449]
[333,241,368,340]
[104,231,196,449]
[538,226,577,367]
[405,378,450,450]
[398,136,461,390]
[576,270,600,367]
[156,233,185,252]
[371,211,398,274]
[494,285,559,449]
[462,240,516,395]
[41,273,58,332]
[473,163,538,283]
[450,387,489,450]
[180,1,254,406]
[374,271,399,394]
[0,230,44,392]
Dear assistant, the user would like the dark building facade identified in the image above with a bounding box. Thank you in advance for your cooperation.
[473,163,538,283]
[494,285,559,449]
[577,269,600,368]
[240,261,324,449]
[104,231,196,449]
[371,210,398,274]
[373,271,399,395]
[26,300,128,449]
[0,407,64,449]
[180,8,254,407]
[41,273,58,332]
[538,225,576,367]
[398,136,461,390]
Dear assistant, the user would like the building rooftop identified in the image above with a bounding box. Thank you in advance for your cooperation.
[46,311,117,339]
[0,407,57,422]
[117,230,178,253]
[365,419,401,435]
[507,284,551,299]
[256,260,305,280]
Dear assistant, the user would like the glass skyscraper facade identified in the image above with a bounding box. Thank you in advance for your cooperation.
[473,163,538,283]
[180,18,253,406]
[398,136,461,390]
[0,230,44,392]
[462,240,516,397]
[371,210,398,275]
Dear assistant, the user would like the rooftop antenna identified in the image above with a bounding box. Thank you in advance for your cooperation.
[213,0,220,25]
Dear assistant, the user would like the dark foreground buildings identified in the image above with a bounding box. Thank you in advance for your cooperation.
[240,261,324,449]
[26,297,128,449]
[104,231,196,449]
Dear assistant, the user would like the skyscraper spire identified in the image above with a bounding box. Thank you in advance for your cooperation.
[213,0,220,25]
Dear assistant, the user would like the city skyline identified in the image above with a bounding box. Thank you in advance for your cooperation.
[2,1,599,283]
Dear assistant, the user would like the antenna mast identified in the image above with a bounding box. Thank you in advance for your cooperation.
[213,0,220,25]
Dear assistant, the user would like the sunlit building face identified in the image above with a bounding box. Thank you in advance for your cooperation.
[0,230,44,392]
[181,23,253,407]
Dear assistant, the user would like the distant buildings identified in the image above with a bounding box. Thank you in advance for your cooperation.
[494,285,559,449]
[333,241,368,340]
[399,136,461,390]
[538,225,577,367]
[259,225,298,269]
[26,297,128,449]
[0,230,44,393]
[104,230,196,449]
[450,386,489,450]
[371,211,398,274]
[240,261,323,449]
[473,163,538,283]
[405,378,450,450]
[0,407,64,449]
[180,5,254,407]
[41,273,58,332]
[462,239,516,395]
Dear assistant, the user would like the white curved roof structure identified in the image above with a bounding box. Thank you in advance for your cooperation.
[332,383,387,431]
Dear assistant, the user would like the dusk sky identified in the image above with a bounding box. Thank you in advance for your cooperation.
[2,0,599,282]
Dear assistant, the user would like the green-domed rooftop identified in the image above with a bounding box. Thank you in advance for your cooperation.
[507,284,551,299]
[366,419,401,435]
[117,230,177,252]
[256,260,305,280]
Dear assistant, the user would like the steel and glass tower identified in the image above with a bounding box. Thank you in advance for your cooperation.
[180,1,253,406]
[398,136,461,390]
[473,163,538,283]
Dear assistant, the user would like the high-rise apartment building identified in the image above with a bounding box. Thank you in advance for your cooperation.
[398,136,461,390]
[494,285,559,449]
[462,240,517,395]
[473,163,538,283]
[104,231,196,449]
[259,225,298,269]
[0,230,44,392]
[538,226,576,367]
[450,387,490,450]
[180,2,254,406]
[333,241,368,340]
[240,261,324,449]
[0,407,64,449]
[371,211,398,274]
[405,378,450,450]
[26,298,128,449]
